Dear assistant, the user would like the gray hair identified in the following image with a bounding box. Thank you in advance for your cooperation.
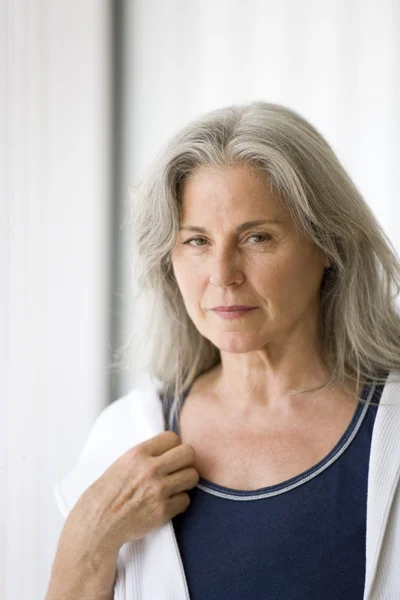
[110,101,400,425]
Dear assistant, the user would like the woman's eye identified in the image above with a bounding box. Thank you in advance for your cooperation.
[183,234,271,247]
[247,234,271,243]
[184,237,207,247]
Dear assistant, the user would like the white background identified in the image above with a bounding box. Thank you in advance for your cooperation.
[2,1,400,598]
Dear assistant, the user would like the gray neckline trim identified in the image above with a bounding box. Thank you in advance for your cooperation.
[194,380,377,501]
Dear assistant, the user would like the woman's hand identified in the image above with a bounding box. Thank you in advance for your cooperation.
[46,431,199,600]
[74,430,199,561]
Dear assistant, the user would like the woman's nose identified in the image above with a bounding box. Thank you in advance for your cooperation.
[208,252,245,287]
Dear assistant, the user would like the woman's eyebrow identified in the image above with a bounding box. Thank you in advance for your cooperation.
[179,219,284,233]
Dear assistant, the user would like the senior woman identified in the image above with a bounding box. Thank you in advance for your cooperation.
[47,102,400,600]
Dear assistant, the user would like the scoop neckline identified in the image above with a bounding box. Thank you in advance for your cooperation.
[171,378,379,497]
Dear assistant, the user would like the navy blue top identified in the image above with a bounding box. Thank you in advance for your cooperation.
[168,375,386,599]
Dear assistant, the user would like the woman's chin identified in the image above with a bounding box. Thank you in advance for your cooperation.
[210,331,263,353]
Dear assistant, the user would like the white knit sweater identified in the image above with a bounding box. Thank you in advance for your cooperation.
[54,370,400,599]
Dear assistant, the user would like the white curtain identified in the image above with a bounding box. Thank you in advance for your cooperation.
[2,1,112,599]
[2,0,400,598]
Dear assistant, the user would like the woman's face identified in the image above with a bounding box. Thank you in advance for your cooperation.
[171,164,330,354]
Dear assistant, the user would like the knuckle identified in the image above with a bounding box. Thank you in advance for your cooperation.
[120,445,140,467]
[128,444,142,459]
[155,478,166,497]
[145,460,159,479]
[143,471,163,499]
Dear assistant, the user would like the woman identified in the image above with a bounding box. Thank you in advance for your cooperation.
[47,102,400,600]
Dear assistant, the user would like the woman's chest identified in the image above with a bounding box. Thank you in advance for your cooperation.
[178,394,358,490]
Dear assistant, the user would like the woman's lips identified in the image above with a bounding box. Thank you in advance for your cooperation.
[212,307,257,320]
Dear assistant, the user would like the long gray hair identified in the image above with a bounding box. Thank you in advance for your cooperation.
[111,101,400,426]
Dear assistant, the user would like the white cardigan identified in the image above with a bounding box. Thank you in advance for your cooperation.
[54,371,400,600]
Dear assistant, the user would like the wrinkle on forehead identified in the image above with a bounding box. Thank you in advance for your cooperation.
[178,164,292,234]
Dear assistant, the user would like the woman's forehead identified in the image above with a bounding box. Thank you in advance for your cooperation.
[180,165,288,217]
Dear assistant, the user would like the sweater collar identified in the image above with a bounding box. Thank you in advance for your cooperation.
[363,369,400,599]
